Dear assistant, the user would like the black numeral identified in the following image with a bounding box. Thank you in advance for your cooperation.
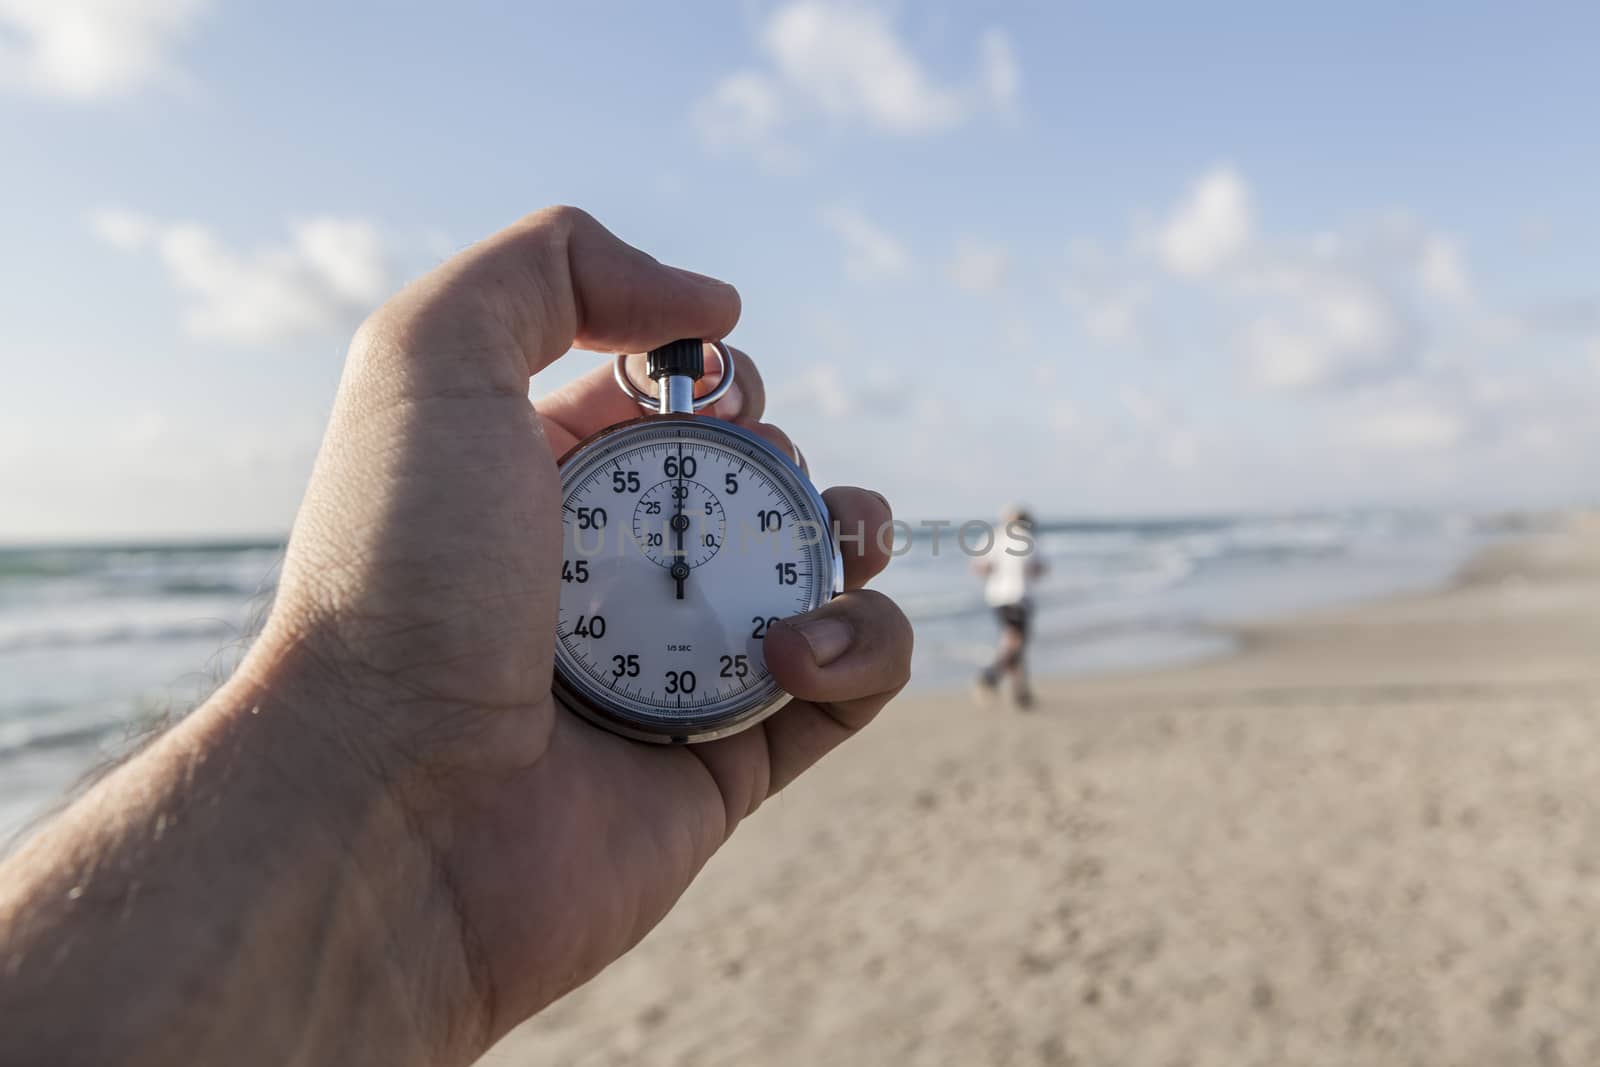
[561,559,589,583]
[704,533,718,548]
[644,499,662,515]
[775,562,798,585]
[664,455,697,478]
[759,509,782,532]
[671,484,688,500]
[665,669,696,694]
[611,653,640,678]
[611,470,640,493]
[574,614,606,638]
[720,654,749,679]
[751,616,781,639]
[577,506,607,530]
[724,473,739,494]
[646,532,663,547]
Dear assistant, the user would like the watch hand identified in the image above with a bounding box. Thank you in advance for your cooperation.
[673,443,687,599]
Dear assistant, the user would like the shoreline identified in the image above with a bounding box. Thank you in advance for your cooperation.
[1039,511,1597,694]
[898,509,1520,693]
[490,512,1600,1066]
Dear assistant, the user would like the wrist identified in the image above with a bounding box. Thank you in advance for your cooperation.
[177,629,496,1066]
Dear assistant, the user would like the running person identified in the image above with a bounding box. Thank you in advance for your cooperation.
[974,506,1047,708]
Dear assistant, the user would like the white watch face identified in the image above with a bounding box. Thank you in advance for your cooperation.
[554,418,835,741]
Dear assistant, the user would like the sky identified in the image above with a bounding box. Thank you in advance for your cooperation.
[1,0,1598,540]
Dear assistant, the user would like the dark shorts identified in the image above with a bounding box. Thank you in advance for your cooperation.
[994,603,1030,639]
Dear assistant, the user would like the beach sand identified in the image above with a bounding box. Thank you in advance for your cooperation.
[485,516,1600,1067]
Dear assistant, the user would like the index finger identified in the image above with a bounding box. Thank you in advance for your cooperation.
[360,205,741,401]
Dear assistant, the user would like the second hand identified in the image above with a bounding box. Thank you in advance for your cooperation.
[671,442,688,599]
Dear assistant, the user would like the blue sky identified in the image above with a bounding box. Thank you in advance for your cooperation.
[2,0,1597,539]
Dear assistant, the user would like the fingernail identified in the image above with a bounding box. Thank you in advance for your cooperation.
[792,617,853,667]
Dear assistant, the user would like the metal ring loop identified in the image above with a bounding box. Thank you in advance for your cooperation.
[613,341,736,412]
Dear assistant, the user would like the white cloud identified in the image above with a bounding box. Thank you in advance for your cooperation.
[1139,171,1472,391]
[1158,166,1253,277]
[1061,240,1150,346]
[90,209,394,345]
[1049,399,1079,434]
[765,2,964,132]
[776,361,910,420]
[118,410,170,449]
[947,240,1007,292]
[1241,319,1332,391]
[1157,428,1197,468]
[691,72,796,170]
[697,2,1018,162]
[1351,402,1466,451]
[1071,285,1148,347]
[821,205,910,282]
[1241,270,1415,391]
[1417,235,1470,303]
[0,0,209,99]
[90,207,155,249]
[1119,384,1168,428]
[977,28,1020,112]
[1115,385,1200,468]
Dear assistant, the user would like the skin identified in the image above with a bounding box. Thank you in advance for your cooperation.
[0,207,913,1067]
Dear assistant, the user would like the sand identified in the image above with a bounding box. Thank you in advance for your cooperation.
[484,516,1600,1067]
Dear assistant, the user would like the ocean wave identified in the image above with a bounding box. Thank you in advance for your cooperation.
[0,544,281,597]
[0,615,242,654]
[892,544,1198,625]
[0,705,130,758]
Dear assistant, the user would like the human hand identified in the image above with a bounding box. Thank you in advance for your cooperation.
[253,207,912,1059]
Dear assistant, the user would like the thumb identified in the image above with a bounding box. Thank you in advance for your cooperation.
[356,205,741,400]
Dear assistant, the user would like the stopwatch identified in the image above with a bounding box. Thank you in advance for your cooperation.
[553,338,843,744]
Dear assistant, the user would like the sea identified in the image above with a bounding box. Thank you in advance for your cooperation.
[0,511,1524,845]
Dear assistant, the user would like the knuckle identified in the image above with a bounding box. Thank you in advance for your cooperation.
[847,586,896,615]
[529,204,597,237]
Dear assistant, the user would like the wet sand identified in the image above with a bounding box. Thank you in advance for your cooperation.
[487,515,1600,1066]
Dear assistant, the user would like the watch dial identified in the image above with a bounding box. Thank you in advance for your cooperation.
[554,419,834,740]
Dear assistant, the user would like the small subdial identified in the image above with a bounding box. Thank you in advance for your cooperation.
[632,478,726,569]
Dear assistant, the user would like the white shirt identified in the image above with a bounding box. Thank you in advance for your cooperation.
[983,545,1043,607]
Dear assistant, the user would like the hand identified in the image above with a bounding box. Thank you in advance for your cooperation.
[258,207,913,1058]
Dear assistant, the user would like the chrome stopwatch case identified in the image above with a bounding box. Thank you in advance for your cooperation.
[552,339,843,744]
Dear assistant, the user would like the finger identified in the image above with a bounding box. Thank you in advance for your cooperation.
[688,587,914,828]
[702,344,766,423]
[538,344,767,456]
[361,206,741,399]
[732,419,807,475]
[821,486,893,590]
[764,589,912,706]
[759,589,914,792]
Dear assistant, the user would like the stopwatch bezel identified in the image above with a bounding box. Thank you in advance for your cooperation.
[551,414,844,745]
